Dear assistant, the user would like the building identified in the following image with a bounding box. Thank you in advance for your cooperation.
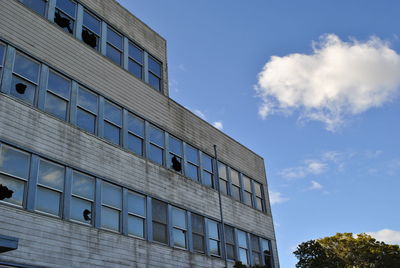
[0,0,279,267]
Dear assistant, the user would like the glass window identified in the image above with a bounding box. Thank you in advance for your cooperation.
[185,145,199,181]
[152,199,168,244]
[172,207,187,248]
[127,113,144,156]
[148,56,161,91]
[82,10,101,50]
[36,159,65,216]
[201,154,214,188]
[11,52,40,105]
[168,136,182,173]
[0,145,30,206]
[54,0,77,34]
[148,125,164,165]
[237,230,249,265]
[207,220,220,256]
[21,0,47,16]
[70,171,94,224]
[77,87,98,134]
[261,239,273,268]
[103,100,122,145]
[128,42,143,79]
[45,71,71,120]
[243,176,253,207]
[106,27,123,65]
[101,182,122,231]
[127,191,145,238]
[191,214,205,253]
[230,169,241,201]
[0,43,5,79]
[218,162,228,194]
[254,182,264,211]
[251,235,262,265]
[225,225,236,261]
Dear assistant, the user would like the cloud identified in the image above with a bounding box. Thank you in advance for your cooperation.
[269,191,289,205]
[256,34,400,131]
[367,229,400,244]
[279,160,326,179]
[309,180,323,190]
[306,160,327,175]
[213,121,223,130]
[193,109,207,120]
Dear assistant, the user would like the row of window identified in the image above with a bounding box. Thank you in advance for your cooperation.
[18,0,162,91]
[0,142,273,267]
[0,41,266,212]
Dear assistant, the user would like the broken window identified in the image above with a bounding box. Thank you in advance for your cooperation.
[254,181,264,211]
[168,136,183,173]
[45,70,71,120]
[126,113,144,156]
[103,100,122,145]
[238,230,249,265]
[127,191,146,238]
[230,169,241,201]
[70,171,94,224]
[101,181,122,232]
[128,42,144,79]
[36,159,65,216]
[218,162,228,194]
[148,55,162,91]
[261,239,273,268]
[76,87,98,134]
[148,125,165,165]
[11,52,40,105]
[172,207,187,249]
[191,213,205,253]
[185,145,199,181]
[54,0,76,34]
[242,175,253,207]
[82,10,101,50]
[251,235,262,265]
[106,27,123,66]
[0,145,30,206]
[201,153,214,188]
[207,219,220,256]
[0,43,5,81]
[225,225,236,261]
[152,199,168,244]
[21,0,47,16]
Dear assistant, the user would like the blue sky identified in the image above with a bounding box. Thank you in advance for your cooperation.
[117,1,400,267]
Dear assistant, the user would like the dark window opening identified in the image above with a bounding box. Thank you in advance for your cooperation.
[0,184,13,200]
[152,199,168,244]
[82,29,98,49]
[54,10,74,34]
[171,155,182,172]
[82,10,101,51]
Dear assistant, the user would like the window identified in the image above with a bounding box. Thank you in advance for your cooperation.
[185,145,199,181]
[218,162,228,194]
[148,125,164,165]
[201,154,214,188]
[36,159,65,216]
[230,169,241,201]
[261,239,273,268]
[76,87,98,134]
[82,10,101,50]
[0,145,30,206]
[172,207,187,249]
[106,27,123,65]
[101,181,122,232]
[254,181,264,211]
[242,176,253,207]
[168,136,183,173]
[191,214,205,253]
[251,235,262,265]
[0,43,5,80]
[126,113,144,156]
[152,199,168,244]
[45,70,71,120]
[237,230,249,265]
[128,42,143,79]
[127,191,146,238]
[21,0,47,16]
[148,55,161,91]
[207,220,220,256]
[103,100,122,145]
[224,225,236,261]
[54,0,77,34]
[70,171,94,224]
[11,52,40,105]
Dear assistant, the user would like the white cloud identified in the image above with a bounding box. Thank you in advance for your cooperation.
[306,160,327,175]
[213,121,223,130]
[280,160,326,179]
[193,109,207,120]
[256,34,400,131]
[269,191,289,205]
[367,229,400,244]
[309,180,323,190]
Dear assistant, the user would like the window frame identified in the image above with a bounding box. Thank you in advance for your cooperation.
[217,162,229,195]
[147,54,162,91]
[171,206,187,249]
[242,175,254,207]
[70,170,95,225]
[126,112,145,156]
[207,219,221,257]
[230,168,241,201]
[54,0,77,35]
[45,69,72,121]
[224,224,236,261]
[254,181,265,212]
[103,99,123,146]
[106,26,124,66]
[168,135,183,173]
[185,144,200,181]
[128,41,144,79]
[147,124,165,166]
[151,199,168,245]
[100,181,122,232]
[127,190,146,239]
[81,9,102,51]
[0,42,5,82]
[237,230,249,265]
[191,213,205,254]
[76,86,99,134]
[201,153,214,188]
[20,0,48,17]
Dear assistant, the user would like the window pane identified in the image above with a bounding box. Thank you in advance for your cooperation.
[254,182,262,197]
[173,228,186,248]
[78,87,98,113]
[128,43,143,64]
[168,154,182,173]
[11,76,36,105]
[22,0,47,16]
[218,162,227,179]
[0,146,30,179]
[153,222,167,244]
[226,244,235,260]
[45,92,68,120]
[149,73,160,91]
[209,240,220,256]
[72,171,94,200]
[186,163,198,181]
[169,136,182,156]
[202,154,213,171]
[219,179,227,194]
[127,114,144,137]
[56,0,76,18]
[230,169,240,186]
[256,197,263,211]
[48,71,70,99]
[102,182,121,208]
[224,225,235,244]
[152,199,167,223]
[101,206,119,231]
[38,160,64,190]
[127,134,143,156]
[104,122,120,145]
[191,214,204,234]
[253,253,262,265]
[54,10,74,34]
[243,176,252,192]
[231,185,241,201]
[104,101,122,126]
[244,192,253,207]
[0,45,5,65]
[207,220,219,240]
[193,234,204,253]
[36,187,60,215]
[70,197,92,224]
[83,10,100,35]
[106,44,122,65]
[149,125,164,146]
[148,56,161,77]
[149,145,163,165]
[107,27,123,50]
[127,192,145,216]
[13,53,39,83]
[202,171,213,187]
[128,215,144,238]
[172,207,186,229]
[128,59,142,79]
[239,248,248,265]
[77,108,96,134]
[251,235,260,251]
[261,239,271,253]
[237,231,248,248]
[186,145,198,164]
[82,28,99,50]
[265,255,273,268]
[0,174,25,206]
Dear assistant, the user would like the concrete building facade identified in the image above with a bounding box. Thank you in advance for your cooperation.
[0,0,279,267]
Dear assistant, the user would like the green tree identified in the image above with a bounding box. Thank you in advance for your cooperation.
[294,233,400,268]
